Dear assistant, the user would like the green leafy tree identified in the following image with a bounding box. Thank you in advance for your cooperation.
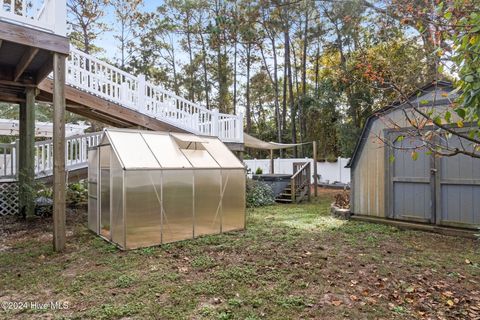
[67,0,110,54]
[110,0,144,69]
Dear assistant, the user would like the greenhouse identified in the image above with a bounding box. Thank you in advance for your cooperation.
[87,128,246,249]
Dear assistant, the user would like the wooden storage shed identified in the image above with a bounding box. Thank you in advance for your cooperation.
[346,81,480,229]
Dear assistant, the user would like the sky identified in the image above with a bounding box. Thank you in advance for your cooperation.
[98,1,162,63]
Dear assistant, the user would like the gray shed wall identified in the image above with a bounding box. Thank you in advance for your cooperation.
[351,99,480,229]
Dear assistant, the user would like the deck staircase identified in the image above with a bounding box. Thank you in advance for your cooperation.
[275,162,311,204]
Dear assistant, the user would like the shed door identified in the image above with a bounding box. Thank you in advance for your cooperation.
[390,136,433,223]
[438,135,480,228]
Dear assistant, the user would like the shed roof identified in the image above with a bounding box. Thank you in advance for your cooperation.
[101,128,244,170]
[346,80,456,169]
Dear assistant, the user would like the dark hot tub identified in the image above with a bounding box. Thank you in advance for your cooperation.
[252,174,292,197]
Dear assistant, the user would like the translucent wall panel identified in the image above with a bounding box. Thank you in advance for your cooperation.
[99,146,111,239]
[142,133,191,168]
[125,170,162,249]
[194,170,222,237]
[107,131,160,169]
[88,197,98,233]
[87,149,98,233]
[221,169,246,232]
[203,139,244,168]
[162,170,194,243]
[110,155,125,248]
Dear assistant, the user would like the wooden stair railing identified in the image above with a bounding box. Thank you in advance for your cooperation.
[275,162,311,204]
[291,162,311,203]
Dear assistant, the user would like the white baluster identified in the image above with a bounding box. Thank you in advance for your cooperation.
[137,74,146,112]
[211,108,219,136]
[237,112,244,142]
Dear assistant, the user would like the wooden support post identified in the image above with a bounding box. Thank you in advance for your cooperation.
[313,141,318,197]
[270,149,274,174]
[237,151,244,162]
[53,53,66,252]
[19,88,36,218]
[307,163,311,201]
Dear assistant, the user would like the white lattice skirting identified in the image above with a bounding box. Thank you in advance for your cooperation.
[0,182,18,216]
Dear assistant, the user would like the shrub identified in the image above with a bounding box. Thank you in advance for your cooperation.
[66,181,88,207]
[255,167,263,175]
[246,179,275,208]
[34,182,53,217]
[326,154,338,162]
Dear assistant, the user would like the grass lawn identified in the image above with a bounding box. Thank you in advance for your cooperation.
[1,190,479,319]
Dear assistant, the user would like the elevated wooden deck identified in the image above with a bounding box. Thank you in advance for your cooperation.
[0,20,69,93]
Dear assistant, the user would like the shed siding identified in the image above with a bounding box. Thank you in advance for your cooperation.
[352,104,453,218]
[353,118,386,217]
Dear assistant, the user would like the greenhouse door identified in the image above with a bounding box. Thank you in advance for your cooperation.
[388,134,434,223]
[99,146,111,239]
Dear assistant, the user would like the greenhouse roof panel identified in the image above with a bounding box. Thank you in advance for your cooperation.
[106,130,161,169]
[142,133,192,168]
[103,128,244,170]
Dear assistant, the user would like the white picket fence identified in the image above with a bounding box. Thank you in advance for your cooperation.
[244,157,350,185]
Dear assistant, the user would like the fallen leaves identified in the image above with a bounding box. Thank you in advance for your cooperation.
[331,300,343,306]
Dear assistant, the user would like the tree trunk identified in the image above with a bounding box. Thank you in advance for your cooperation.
[215,0,228,113]
[120,16,126,69]
[259,37,282,145]
[300,7,309,156]
[186,28,195,102]
[314,43,320,98]
[170,39,179,96]
[233,40,237,114]
[83,27,90,54]
[282,28,288,135]
[245,42,252,133]
[291,39,300,96]
[334,21,357,127]
[271,36,282,145]
[285,27,297,157]
[199,31,210,109]
[233,2,238,114]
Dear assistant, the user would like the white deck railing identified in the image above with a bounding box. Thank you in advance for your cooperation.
[0,0,242,143]
[34,132,102,178]
[0,0,66,36]
[0,132,102,181]
[0,142,17,179]
[66,47,244,143]
[0,121,243,180]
